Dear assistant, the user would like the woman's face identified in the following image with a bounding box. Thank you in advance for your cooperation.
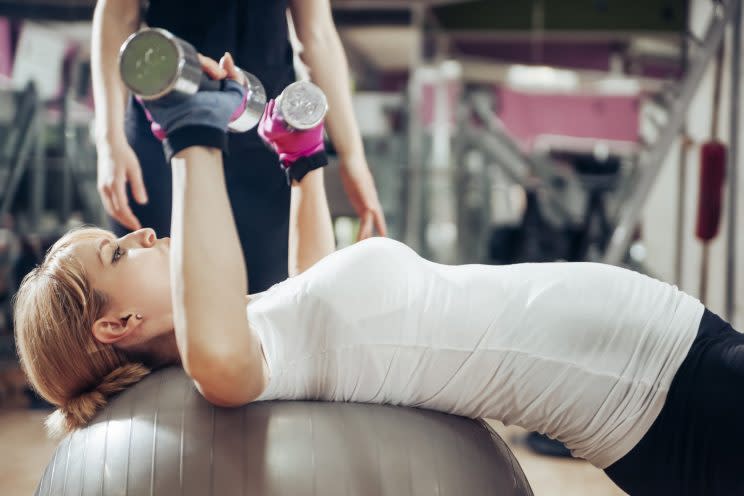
[70,228,173,347]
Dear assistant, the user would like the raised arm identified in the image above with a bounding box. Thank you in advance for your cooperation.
[170,146,267,405]
[288,169,335,276]
[142,55,268,406]
[257,99,336,276]
[91,0,138,144]
[91,0,149,230]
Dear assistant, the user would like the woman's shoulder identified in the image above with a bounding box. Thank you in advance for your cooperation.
[296,238,418,288]
[344,236,417,258]
[320,237,418,272]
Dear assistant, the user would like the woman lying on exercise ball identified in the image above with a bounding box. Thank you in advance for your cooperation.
[14,53,743,495]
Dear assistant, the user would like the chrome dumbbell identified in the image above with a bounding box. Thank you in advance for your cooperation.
[119,27,266,132]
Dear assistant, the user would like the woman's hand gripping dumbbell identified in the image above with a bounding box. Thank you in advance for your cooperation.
[138,52,247,162]
[257,98,328,184]
[133,50,254,143]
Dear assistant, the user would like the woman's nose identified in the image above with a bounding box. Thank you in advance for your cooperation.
[130,228,156,247]
[142,228,156,246]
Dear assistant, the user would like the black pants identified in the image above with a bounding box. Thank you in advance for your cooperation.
[116,99,290,293]
[605,309,744,495]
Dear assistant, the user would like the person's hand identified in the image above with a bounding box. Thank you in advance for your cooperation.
[339,159,387,240]
[140,53,246,138]
[257,99,325,166]
[96,137,148,231]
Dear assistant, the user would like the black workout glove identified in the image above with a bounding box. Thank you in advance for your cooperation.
[140,79,246,162]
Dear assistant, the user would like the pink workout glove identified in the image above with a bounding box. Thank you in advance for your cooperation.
[258,99,328,184]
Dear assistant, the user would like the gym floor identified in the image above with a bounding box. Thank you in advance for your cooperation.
[0,408,626,495]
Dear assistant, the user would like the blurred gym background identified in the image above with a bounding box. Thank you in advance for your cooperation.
[0,1,742,494]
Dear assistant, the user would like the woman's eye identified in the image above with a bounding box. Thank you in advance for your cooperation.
[111,245,124,264]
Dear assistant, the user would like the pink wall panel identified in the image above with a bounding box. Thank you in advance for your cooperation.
[497,87,640,150]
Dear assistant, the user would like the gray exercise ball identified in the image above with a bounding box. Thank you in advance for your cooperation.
[36,367,533,495]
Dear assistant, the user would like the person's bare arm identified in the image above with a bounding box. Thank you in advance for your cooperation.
[170,146,268,406]
[91,0,138,144]
[289,0,387,239]
[288,169,335,276]
[92,0,148,230]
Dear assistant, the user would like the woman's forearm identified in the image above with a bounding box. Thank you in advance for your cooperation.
[289,169,335,276]
[170,146,266,404]
[91,0,140,144]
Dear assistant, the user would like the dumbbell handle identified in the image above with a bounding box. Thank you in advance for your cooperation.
[198,74,226,93]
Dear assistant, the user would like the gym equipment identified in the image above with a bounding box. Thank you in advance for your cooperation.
[0,225,19,362]
[274,80,329,131]
[604,0,736,264]
[119,28,267,133]
[571,154,622,261]
[35,367,533,496]
[674,34,692,287]
[119,28,328,133]
[725,0,741,322]
[675,131,692,286]
[696,36,727,304]
[0,82,44,229]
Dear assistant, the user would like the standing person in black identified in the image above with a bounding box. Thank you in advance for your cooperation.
[91,0,387,292]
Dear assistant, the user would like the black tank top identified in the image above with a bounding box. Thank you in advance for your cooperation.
[144,0,295,99]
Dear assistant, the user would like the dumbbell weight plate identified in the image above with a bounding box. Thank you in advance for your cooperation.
[276,81,328,130]
[227,70,267,133]
[119,28,202,100]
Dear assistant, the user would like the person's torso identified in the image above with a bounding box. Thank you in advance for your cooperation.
[247,237,703,468]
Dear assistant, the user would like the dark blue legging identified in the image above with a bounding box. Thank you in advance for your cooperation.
[114,98,290,293]
[605,309,744,495]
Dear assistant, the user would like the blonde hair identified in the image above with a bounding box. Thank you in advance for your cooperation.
[14,227,150,436]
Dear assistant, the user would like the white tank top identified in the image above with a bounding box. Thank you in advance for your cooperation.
[248,237,703,468]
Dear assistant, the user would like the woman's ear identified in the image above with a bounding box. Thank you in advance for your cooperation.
[92,313,141,345]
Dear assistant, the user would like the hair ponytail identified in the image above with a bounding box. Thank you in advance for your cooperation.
[45,363,151,437]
